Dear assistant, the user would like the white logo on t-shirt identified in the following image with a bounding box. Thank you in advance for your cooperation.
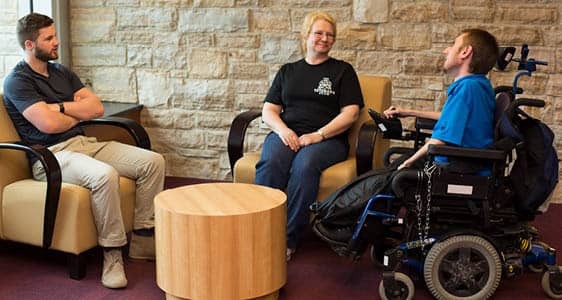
[314,77,335,96]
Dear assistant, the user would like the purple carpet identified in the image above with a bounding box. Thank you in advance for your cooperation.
[0,177,559,299]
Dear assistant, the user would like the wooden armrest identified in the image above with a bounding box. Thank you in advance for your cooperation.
[78,116,151,150]
[356,120,379,175]
[0,142,61,249]
[227,110,262,172]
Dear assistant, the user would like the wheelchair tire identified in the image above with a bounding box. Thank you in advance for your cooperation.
[541,266,562,298]
[424,235,501,300]
[378,272,414,300]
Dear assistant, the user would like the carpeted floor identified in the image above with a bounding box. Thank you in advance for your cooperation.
[0,177,559,299]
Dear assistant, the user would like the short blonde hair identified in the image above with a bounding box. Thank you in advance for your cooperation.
[300,11,337,54]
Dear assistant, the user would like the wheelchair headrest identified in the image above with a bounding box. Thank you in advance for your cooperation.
[496,46,516,71]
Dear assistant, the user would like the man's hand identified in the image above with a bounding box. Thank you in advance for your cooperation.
[397,157,414,170]
[383,106,408,119]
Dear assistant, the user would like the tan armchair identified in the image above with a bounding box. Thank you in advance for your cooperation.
[0,95,149,279]
[228,75,392,201]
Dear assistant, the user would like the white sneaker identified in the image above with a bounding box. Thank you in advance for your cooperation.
[101,249,128,289]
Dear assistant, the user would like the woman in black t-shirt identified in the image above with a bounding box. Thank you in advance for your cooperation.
[254,11,364,261]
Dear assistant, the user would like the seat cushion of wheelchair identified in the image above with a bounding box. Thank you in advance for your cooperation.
[233,152,357,202]
[1,176,136,254]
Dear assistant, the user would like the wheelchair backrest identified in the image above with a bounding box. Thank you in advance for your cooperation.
[496,98,559,217]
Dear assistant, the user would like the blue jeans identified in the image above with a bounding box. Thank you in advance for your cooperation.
[255,132,349,249]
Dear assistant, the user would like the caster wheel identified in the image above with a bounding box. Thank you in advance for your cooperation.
[378,272,414,300]
[542,266,562,299]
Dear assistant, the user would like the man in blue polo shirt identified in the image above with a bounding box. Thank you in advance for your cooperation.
[384,28,498,171]
[3,13,165,289]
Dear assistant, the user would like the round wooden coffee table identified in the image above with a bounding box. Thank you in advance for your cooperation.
[155,183,286,300]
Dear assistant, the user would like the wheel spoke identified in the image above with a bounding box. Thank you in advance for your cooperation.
[440,258,456,274]
[459,247,472,264]
[443,277,459,291]
[465,278,481,294]
[472,260,489,274]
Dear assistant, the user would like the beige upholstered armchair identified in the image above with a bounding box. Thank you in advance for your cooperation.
[228,75,392,201]
[0,95,149,279]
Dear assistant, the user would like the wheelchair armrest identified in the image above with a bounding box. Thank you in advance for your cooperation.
[356,120,379,175]
[428,144,506,161]
[78,116,151,150]
[0,142,61,249]
[227,110,262,172]
[415,117,437,130]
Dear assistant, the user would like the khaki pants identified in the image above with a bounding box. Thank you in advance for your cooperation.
[32,135,165,247]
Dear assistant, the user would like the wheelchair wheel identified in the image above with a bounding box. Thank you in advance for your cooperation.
[424,235,501,300]
[378,272,414,300]
[541,266,562,298]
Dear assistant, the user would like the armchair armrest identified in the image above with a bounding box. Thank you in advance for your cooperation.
[227,110,262,172]
[78,116,151,150]
[356,120,379,175]
[428,144,506,161]
[0,142,61,249]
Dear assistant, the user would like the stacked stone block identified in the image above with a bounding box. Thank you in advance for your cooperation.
[0,0,561,202]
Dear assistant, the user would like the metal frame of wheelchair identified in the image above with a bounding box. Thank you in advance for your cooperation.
[352,46,562,299]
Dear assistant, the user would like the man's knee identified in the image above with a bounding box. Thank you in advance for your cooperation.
[150,152,166,173]
[92,164,120,187]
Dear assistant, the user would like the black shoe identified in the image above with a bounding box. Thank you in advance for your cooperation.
[313,223,354,246]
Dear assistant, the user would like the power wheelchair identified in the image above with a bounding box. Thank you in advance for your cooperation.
[348,46,561,300]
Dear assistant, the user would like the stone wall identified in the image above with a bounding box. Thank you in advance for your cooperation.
[1,0,561,201]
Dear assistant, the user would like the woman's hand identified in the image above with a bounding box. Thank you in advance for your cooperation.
[298,132,323,147]
[277,128,301,152]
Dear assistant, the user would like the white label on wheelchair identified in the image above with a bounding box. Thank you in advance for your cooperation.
[447,184,473,195]
[384,255,389,266]
[377,123,387,132]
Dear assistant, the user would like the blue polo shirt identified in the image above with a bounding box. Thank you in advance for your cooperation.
[432,74,496,174]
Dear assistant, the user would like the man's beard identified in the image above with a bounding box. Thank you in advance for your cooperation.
[34,47,58,62]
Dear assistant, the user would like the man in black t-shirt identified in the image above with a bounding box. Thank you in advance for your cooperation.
[3,13,165,289]
[255,11,364,261]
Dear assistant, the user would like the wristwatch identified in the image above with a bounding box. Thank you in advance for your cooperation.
[316,129,326,140]
[58,102,65,113]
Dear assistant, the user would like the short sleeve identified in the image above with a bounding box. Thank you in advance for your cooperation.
[264,65,285,105]
[3,72,43,113]
[338,63,364,109]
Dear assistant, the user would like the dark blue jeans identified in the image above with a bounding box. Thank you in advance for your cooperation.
[255,132,349,249]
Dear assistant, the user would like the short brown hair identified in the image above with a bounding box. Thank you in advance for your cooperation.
[300,11,336,54]
[16,13,54,50]
[460,28,499,74]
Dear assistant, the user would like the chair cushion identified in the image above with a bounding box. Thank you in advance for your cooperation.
[233,153,356,202]
[2,177,136,254]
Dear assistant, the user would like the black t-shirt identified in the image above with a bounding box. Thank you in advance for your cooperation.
[3,60,84,146]
[264,58,364,140]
